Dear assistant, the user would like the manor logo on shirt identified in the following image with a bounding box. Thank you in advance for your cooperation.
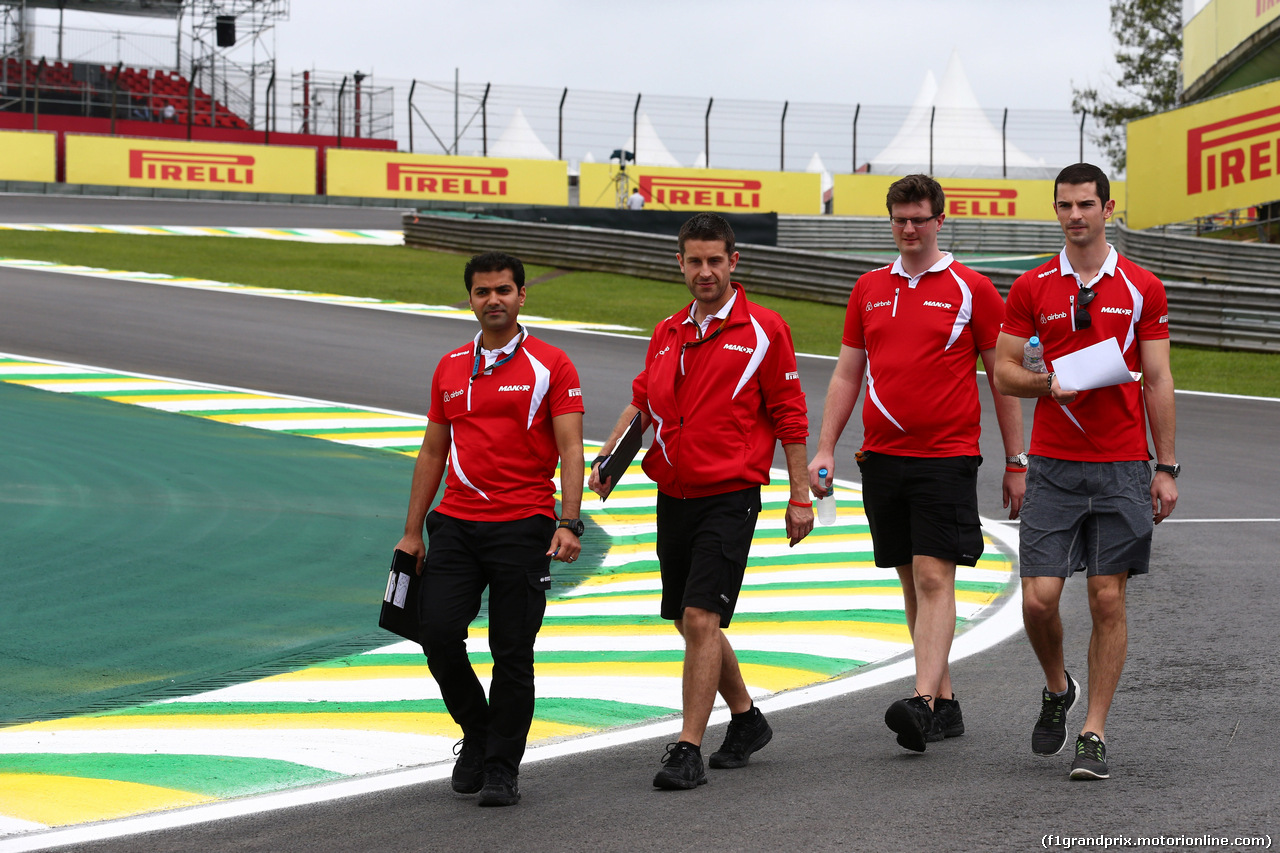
[923,300,953,309]
[498,384,532,392]
[723,343,754,354]
[1100,306,1132,316]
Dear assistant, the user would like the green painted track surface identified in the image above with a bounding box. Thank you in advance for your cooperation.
[0,381,414,724]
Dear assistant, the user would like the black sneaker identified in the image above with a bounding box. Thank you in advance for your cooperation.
[884,694,933,752]
[477,767,521,806]
[451,736,486,794]
[1032,671,1080,756]
[652,741,708,790]
[709,706,773,769]
[1069,732,1110,780]
[927,696,965,743]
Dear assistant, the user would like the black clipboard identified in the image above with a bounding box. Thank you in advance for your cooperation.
[596,412,644,501]
[378,548,422,642]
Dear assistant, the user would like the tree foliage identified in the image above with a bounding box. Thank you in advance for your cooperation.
[1072,0,1182,172]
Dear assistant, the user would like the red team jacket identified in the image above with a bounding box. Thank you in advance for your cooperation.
[842,255,1005,457]
[1003,247,1169,462]
[427,331,584,521]
[631,283,808,499]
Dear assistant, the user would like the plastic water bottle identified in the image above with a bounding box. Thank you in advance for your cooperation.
[815,467,837,525]
[1023,335,1047,373]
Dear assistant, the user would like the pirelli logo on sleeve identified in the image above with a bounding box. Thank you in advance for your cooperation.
[64,135,316,195]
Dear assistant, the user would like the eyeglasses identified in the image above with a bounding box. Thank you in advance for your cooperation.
[889,215,940,228]
[1074,287,1097,331]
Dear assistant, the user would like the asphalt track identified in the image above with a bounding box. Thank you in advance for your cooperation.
[2,196,1278,852]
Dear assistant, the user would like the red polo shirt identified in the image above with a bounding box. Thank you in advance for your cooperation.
[1003,246,1169,462]
[842,254,1005,457]
[427,330,584,521]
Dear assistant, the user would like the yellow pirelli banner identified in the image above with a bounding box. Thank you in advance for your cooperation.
[327,149,567,204]
[580,163,821,214]
[0,130,57,183]
[833,175,1127,222]
[1183,0,1280,91]
[65,135,316,195]
[1127,78,1280,230]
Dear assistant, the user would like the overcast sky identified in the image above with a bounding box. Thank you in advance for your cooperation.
[271,0,1123,111]
[30,0,1143,112]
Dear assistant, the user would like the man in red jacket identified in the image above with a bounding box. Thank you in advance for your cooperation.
[589,213,814,790]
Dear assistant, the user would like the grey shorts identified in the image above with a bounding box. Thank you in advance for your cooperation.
[1018,457,1153,578]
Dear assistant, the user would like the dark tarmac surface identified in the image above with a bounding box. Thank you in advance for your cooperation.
[1,195,1277,852]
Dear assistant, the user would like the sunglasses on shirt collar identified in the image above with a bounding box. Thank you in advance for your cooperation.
[1074,286,1097,331]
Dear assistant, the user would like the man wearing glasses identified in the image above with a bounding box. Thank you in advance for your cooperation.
[993,163,1178,781]
[809,174,1026,754]
[395,251,585,806]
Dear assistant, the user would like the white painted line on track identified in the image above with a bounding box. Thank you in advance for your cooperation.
[0,522,1026,853]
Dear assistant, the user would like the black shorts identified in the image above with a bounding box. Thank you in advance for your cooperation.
[655,486,761,629]
[855,452,984,568]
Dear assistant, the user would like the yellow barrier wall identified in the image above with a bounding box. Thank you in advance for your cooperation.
[580,163,821,214]
[1127,78,1280,229]
[65,135,316,194]
[833,175,1126,222]
[0,130,57,183]
[1183,0,1280,91]
[327,150,567,204]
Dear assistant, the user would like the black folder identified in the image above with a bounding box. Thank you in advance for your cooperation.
[596,412,644,501]
[378,549,422,642]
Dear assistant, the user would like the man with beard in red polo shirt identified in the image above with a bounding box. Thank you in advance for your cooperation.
[994,163,1178,781]
[395,251,585,807]
[590,212,813,790]
[809,174,1026,754]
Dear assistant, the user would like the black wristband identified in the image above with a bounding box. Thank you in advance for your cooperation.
[591,455,608,471]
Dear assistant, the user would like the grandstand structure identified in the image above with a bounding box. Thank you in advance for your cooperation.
[0,0,393,144]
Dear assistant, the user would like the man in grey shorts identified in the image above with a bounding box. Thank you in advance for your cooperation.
[993,163,1179,781]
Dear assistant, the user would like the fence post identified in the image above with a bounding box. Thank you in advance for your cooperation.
[408,79,416,153]
[780,100,788,171]
[1078,110,1087,162]
[852,103,860,173]
[929,105,935,175]
[337,76,347,147]
[1002,107,1008,178]
[633,93,641,165]
[33,58,45,130]
[705,96,713,168]
[110,61,122,135]
[187,61,198,140]
[558,87,567,161]
[264,70,275,144]
[481,82,490,156]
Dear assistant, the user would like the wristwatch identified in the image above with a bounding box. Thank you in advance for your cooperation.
[558,518,585,537]
[1154,463,1180,479]
[1005,452,1029,467]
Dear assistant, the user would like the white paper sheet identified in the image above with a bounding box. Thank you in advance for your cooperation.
[1053,337,1140,391]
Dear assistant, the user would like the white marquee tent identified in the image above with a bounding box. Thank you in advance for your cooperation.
[869,51,1050,178]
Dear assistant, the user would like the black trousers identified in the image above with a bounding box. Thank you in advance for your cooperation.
[418,510,553,775]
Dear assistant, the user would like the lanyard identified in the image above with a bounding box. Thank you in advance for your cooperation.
[471,328,526,381]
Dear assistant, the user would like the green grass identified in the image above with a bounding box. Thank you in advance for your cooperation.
[1,229,1277,397]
